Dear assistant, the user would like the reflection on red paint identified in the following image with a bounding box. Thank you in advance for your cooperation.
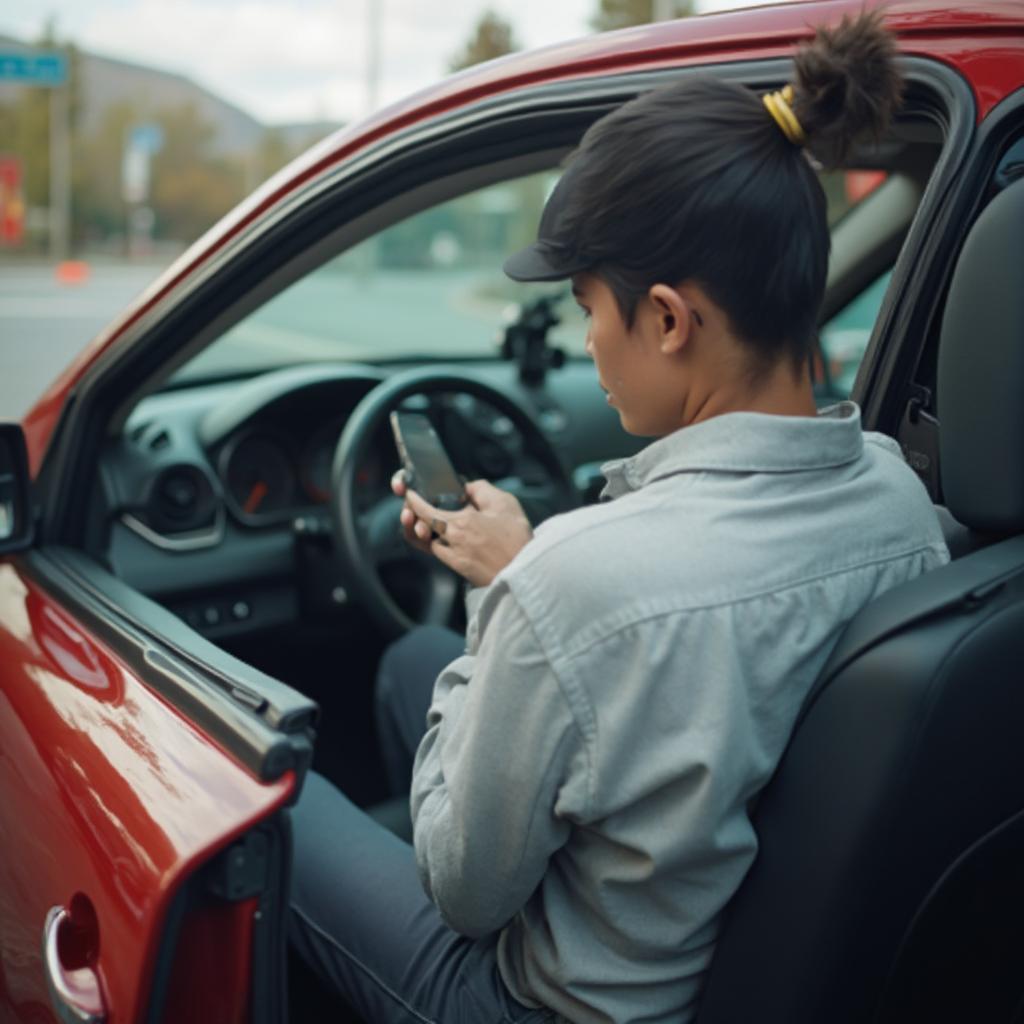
[29,594,120,697]
[0,562,295,1021]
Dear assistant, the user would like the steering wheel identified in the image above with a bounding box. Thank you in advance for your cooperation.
[330,367,579,637]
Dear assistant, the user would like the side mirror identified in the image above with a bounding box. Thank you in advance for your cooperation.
[0,424,34,554]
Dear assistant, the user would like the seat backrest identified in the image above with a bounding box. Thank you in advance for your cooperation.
[695,176,1024,1024]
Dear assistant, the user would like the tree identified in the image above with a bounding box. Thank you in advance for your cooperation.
[149,102,246,244]
[449,10,520,72]
[73,99,139,244]
[591,0,694,32]
[254,127,295,186]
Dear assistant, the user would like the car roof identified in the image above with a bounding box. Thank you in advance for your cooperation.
[22,0,1024,472]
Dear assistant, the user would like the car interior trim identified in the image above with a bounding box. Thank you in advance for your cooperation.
[854,63,977,427]
[120,507,226,552]
[197,363,386,446]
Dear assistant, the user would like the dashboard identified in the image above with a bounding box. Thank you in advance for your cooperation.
[93,359,641,641]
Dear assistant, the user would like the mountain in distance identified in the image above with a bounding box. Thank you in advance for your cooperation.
[0,33,344,157]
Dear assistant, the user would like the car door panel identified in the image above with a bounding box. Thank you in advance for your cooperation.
[0,558,296,1023]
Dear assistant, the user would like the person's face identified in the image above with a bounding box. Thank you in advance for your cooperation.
[572,272,688,437]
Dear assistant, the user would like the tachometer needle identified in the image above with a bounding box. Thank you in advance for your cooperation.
[244,481,268,514]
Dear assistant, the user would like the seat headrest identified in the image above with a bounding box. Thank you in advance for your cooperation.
[938,177,1024,534]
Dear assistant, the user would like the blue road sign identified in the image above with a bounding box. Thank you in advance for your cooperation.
[0,51,68,86]
[129,123,164,155]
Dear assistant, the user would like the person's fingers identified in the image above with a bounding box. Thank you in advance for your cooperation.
[404,487,440,522]
[430,537,459,570]
[464,479,501,507]
[391,469,408,497]
[400,521,432,555]
[399,505,424,544]
[397,500,433,555]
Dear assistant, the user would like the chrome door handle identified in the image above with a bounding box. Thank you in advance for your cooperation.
[41,906,106,1024]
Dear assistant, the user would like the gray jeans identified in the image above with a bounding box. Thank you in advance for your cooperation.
[289,627,554,1024]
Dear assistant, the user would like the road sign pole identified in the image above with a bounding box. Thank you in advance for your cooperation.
[49,81,71,262]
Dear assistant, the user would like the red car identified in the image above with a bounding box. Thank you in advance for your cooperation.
[3,1,1024,1021]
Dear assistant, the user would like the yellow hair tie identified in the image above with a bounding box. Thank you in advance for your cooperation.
[763,84,806,146]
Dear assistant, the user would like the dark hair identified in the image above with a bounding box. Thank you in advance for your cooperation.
[560,10,902,370]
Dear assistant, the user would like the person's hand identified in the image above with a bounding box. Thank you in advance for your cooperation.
[391,471,533,587]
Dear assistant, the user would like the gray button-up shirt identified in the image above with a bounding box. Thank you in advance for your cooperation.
[410,403,949,1024]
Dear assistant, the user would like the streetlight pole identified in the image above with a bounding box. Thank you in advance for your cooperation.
[48,76,71,261]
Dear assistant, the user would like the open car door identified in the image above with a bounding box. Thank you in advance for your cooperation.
[0,429,315,1024]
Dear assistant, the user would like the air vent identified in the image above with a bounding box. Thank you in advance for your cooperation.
[158,471,200,521]
[147,465,217,535]
[130,421,171,451]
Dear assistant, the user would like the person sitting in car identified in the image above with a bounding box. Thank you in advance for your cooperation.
[289,12,949,1024]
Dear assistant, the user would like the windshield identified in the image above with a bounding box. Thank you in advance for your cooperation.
[171,165,887,384]
[172,170,589,383]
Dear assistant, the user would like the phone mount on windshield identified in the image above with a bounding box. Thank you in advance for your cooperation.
[500,293,566,387]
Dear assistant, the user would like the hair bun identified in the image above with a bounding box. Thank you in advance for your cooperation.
[791,9,902,166]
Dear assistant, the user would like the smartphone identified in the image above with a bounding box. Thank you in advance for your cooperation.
[390,411,467,511]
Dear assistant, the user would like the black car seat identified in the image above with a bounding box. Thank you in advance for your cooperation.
[694,177,1024,1023]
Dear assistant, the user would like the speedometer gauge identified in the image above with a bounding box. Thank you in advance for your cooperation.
[223,435,296,520]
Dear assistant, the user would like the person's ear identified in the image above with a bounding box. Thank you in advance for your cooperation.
[647,283,696,355]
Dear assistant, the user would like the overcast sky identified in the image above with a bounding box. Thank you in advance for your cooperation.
[3,0,779,125]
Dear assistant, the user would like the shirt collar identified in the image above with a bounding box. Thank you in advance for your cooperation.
[600,401,864,499]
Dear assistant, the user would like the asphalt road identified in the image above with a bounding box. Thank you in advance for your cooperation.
[0,260,587,423]
[0,262,166,421]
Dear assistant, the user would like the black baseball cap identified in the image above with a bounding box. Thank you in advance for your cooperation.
[503,161,592,282]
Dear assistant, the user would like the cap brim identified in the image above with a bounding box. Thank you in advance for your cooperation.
[503,243,586,282]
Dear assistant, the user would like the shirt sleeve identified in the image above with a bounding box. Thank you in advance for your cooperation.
[409,578,588,938]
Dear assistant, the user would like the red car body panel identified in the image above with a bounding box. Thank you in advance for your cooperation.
[0,561,294,1022]
[19,0,1024,477]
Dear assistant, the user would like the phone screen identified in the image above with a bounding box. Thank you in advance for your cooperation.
[390,412,467,510]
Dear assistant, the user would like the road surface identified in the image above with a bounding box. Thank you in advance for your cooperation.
[0,260,585,421]
[0,262,165,420]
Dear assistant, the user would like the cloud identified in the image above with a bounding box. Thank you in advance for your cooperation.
[30,0,593,123]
